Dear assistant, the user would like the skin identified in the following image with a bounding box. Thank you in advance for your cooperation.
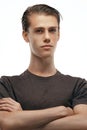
[22,14,60,77]
[0,14,87,130]
[0,98,22,112]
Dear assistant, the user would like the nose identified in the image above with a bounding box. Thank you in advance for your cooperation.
[43,30,50,43]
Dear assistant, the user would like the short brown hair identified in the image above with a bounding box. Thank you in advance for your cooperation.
[22,4,61,32]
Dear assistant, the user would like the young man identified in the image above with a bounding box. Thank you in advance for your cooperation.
[0,4,87,130]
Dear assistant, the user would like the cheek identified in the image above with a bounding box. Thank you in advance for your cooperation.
[30,35,42,44]
[52,36,59,45]
[51,33,59,41]
[29,42,36,51]
[29,41,39,54]
[29,35,42,49]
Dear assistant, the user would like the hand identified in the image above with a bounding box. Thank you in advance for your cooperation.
[67,107,74,116]
[0,97,23,112]
[46,106,73,119]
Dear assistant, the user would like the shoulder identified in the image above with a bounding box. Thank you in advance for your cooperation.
[0,69,29,86]
[57,70,87,87]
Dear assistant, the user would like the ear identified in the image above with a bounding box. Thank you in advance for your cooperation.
[22,31,29,43]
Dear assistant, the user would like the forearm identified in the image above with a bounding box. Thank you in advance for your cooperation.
[39,114,87,130]
[0,106,71,130]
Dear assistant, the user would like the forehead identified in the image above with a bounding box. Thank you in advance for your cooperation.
[29,14,58,28]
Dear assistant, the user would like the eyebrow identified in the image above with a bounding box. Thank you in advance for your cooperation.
[34,26,58,29]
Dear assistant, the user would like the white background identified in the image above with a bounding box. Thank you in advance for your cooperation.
[0,0,87,79]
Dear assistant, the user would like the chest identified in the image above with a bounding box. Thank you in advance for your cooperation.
[13,79,73,110]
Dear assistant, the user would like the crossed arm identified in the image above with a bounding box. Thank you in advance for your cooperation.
[0,98,87,130]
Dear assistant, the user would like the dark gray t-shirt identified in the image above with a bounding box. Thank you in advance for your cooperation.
[0,70,87,110]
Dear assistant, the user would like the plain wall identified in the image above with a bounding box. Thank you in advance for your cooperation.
[0,0,87,79]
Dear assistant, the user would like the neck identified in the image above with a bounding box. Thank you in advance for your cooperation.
[28,55,56,77]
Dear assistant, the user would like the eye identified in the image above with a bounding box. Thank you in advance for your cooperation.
[35,29,44,34]
[49,28,57,33]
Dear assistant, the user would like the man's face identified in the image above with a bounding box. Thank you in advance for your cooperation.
[25,14,60,58]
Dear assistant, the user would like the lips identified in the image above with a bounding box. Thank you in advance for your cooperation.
[41,45,53,48]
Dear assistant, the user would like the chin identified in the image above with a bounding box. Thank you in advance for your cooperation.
[40,54,53,59]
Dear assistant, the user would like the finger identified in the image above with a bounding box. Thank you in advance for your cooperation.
[0,99,23,111]
[0,98,16,104]
[0,104,17,112]
[0,103,22,110]
[0,100,14,106]
[0,103,22,112]
[4,97,18,104]
[0,98,19,106]
[67,107,74,115]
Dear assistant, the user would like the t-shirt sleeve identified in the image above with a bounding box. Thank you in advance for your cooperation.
[72,78,87,107]
[0,76,13,98]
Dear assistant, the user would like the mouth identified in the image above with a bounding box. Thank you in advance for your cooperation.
[41,45,53,49]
